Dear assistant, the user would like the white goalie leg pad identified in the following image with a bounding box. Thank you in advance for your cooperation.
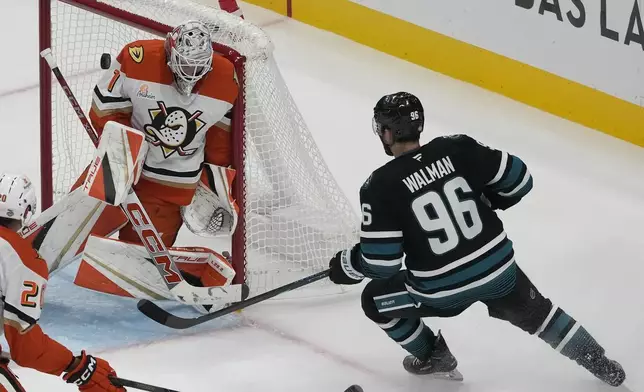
[172,246,236,286]
[20,188,109,274]
[181,164,239,238]
[75,235,240,305]
[83,121,148,205]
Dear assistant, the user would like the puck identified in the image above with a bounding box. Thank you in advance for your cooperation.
[344,385,363,392]
[100,53,111,69]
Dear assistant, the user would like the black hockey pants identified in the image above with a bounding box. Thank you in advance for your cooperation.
[362,266,606,364]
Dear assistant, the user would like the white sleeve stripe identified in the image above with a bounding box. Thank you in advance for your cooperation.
[362,254,403,267]
[360,230,403,239]
[499,171,531,197]
[92,92,133,111]
[3,310,32,330]
[373,291,409,301]
[486,151,509,186]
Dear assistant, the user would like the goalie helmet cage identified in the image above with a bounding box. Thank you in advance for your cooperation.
[39,0,359,297]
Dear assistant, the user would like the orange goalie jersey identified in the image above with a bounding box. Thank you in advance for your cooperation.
[89,39,239,206]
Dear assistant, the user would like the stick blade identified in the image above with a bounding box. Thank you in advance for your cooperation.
[137,300,181,328]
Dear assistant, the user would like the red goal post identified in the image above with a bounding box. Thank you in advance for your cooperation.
[39,0,358,297]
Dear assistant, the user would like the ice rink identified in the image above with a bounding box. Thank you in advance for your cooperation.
[1,1,643,391]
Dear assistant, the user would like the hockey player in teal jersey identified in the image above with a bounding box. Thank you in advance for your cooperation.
[328,92,625,386]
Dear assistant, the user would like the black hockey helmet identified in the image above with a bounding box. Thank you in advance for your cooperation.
[372,92,424,143]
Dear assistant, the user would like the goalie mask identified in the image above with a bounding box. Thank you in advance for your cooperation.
[165,20,214,96]
[0,174,37,227]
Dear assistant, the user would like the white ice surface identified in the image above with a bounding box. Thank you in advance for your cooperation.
[0,2,642,391]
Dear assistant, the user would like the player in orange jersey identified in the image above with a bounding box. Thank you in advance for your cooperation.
[0,174,125,392]
[73,20,240,254]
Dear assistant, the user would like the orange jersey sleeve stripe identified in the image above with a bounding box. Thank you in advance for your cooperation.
[4,323,73,376]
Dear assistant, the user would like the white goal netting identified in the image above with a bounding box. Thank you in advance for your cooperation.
[46,0,359,296]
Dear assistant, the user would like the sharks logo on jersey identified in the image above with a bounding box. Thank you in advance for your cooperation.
[144,101,207,158]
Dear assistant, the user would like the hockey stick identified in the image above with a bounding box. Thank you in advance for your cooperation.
[137,269,330,329]
[110,376,179,392]
[111,376,362,392]
[39,48,244,311]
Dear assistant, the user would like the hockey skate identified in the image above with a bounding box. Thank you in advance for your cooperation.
[402,331,463,381]
[575,349,625,387]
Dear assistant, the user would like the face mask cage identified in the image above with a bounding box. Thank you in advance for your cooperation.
[168,48,213,95]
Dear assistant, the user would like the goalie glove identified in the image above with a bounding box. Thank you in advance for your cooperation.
[63,351,124,392]
[181,164,238,238]
[329,243,364,285]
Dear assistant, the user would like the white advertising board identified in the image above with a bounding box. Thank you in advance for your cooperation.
[350,0,644,105]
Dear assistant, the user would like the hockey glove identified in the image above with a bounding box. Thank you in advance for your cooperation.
[329,244,365,285]
[63,351,125,392]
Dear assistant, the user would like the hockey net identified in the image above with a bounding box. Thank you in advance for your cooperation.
[40,0,359,297]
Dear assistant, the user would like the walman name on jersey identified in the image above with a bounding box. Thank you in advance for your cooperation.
[402,156,455,193]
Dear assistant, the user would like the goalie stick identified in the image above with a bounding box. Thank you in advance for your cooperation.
[137,269,330,329]
[110,376,179,392]
[40,48,243,311]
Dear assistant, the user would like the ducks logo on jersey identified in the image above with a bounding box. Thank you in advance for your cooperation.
[144,101,207,158]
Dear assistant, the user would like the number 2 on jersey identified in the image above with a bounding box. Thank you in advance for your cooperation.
[412,176,482,255]
[21,281,39,308]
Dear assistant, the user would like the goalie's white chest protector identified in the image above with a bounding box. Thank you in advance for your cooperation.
[127,83,233,186]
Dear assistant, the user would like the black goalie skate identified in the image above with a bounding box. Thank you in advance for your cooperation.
[402,331,463,381]
[575,349,626,387]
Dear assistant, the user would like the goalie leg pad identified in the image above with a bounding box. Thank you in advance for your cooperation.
[174,248,236,287]
[20,188,126,274]
[75,236,236,302]
[82,121,148,205]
